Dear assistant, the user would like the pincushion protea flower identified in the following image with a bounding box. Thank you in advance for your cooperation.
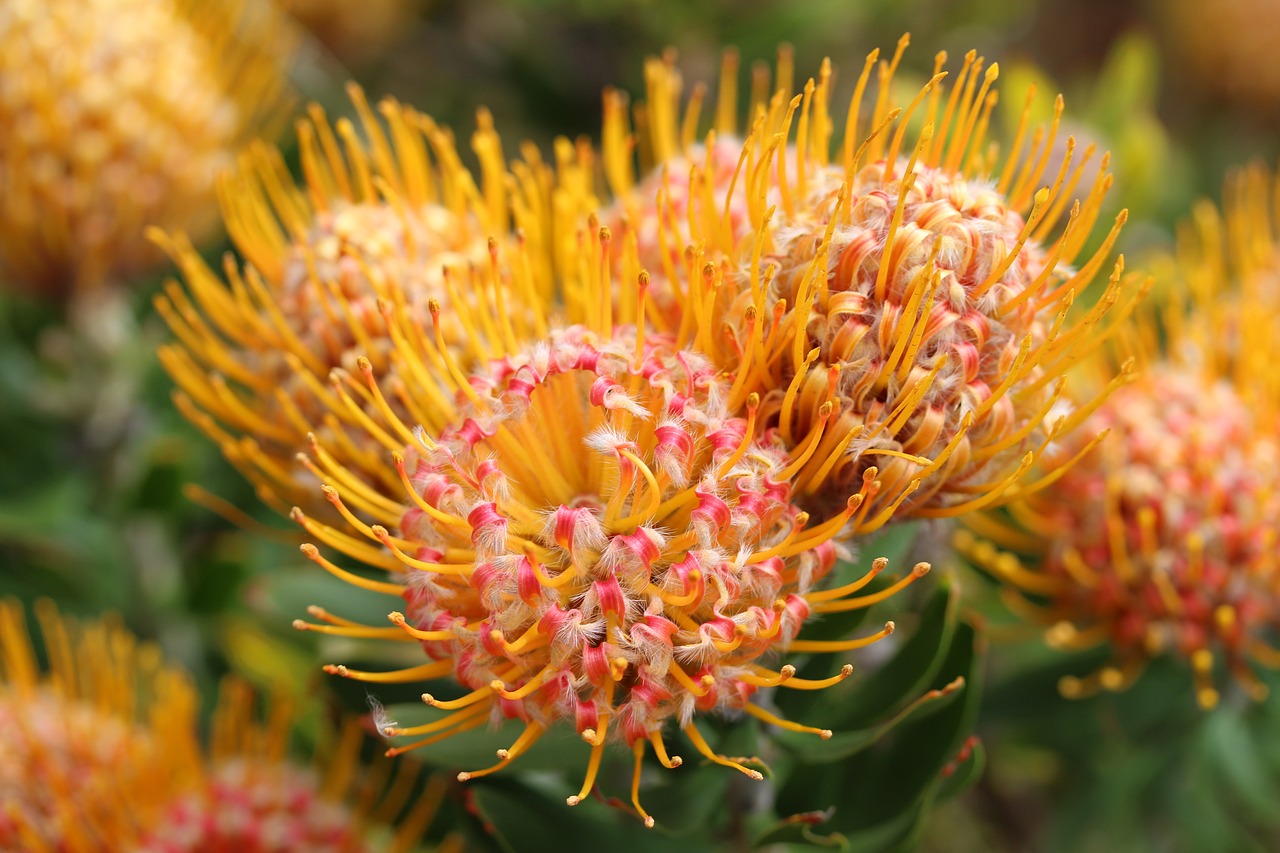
[155,84,552,512]
[292,318,929,826]
[957,165,1280,709]
[0,599,439,851]
[0,0,292,297]
[586,39,1144,525]
[1162,0,1280,112]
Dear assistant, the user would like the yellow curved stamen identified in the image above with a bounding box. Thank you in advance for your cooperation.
[743,702,832,740]
[787,621,896,653]
[682,723,763,781]
[812,564,931,613]
[387,612,456,642]
[298,542,402,595]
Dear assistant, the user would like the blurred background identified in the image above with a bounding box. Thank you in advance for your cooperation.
[3,0,1279,849]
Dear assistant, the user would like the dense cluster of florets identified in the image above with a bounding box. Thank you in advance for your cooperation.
[959,368,1280,708]
[0,0,291,295]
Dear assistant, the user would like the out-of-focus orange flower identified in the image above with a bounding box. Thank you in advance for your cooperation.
[154,85,553,513]
[0,599,439,851]
[959,165,1280,709]
[0,0,293,298]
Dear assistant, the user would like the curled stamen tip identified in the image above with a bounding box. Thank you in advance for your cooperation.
[457,771,472,782]
[421,693,437,705]
[884,621,896,634]
[488,680,506,692]
[566,795,583,807]
[912,562,932,577]
[580,728,598,743]
[496,748,511,759]
[699,674,716,686]
[839,664,854,677]
[388,612,406,624]
[668,756,683,768]
[643,817,656,829]
[779,665,797,680]
[746,770,764,781]
[819,729,833,740]
[323,664,349,677]
[871,556,889,572]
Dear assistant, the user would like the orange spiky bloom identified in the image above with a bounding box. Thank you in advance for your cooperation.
[141,681,442,852]
[591,41,1144,523]
[0,599,438,851]
[957,165,1280,709]
[0,0,293,297]
[0,599,200,849]
[155,84,553,512]
[1162,0,1280,112]
[293,317,928,826]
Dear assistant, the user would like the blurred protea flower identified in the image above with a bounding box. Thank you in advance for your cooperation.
[1161,0,1280,113]
[0,599,439,851]
[292,317,929,825]
[0,0,293,298]
[155,85,554,512]
[587,39,1144,524]
[957,165,1280,709]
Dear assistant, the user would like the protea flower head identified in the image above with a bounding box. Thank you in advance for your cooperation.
[0,599,439,851]
[957,165,1280,709]
[1162,0,1280,113]
[292,313,929,825]
[586,39,1145,525]
[0,0,293,297]
[155,84,553,512]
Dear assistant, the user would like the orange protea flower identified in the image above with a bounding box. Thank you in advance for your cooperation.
[0,0,293,297]
[1162,0,1280,113]
[140,681,442,853]
[588,40,1144,524]
[155,85,552,512]
[0,599,199,849]
[957,165,1280,709]
[292,320,928,826]
[0,599,438,851]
